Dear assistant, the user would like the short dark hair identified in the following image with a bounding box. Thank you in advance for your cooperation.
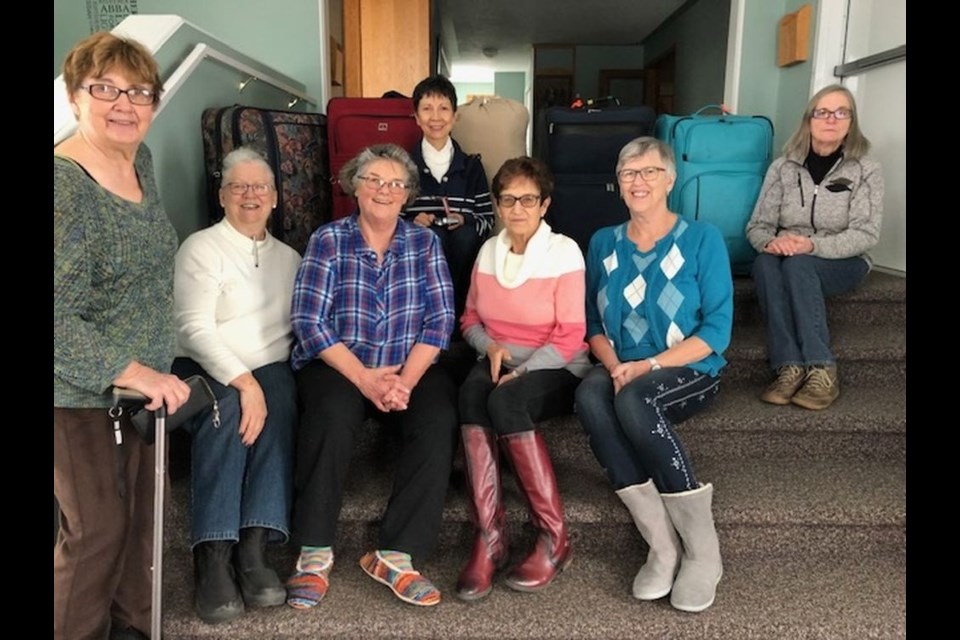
[412,75,458,112]
[492,156,555,201]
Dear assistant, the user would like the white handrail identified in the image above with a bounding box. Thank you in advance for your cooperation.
[157,43,318,116]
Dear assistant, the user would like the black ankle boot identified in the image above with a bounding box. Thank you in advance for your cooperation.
[234,527,286,607]
[194,540,244,624]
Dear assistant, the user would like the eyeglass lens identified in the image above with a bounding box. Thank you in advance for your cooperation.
[499,194,541,208]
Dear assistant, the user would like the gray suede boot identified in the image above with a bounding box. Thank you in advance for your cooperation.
[661,483,723,613]
[616,480,681,600]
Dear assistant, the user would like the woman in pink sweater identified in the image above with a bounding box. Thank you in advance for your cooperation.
[456,156,590,601]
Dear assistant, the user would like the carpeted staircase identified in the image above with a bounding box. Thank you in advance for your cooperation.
[159,270,906,639]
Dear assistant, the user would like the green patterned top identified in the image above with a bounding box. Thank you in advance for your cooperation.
[54,145,179,408]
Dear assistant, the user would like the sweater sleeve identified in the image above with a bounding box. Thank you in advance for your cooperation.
[811,158,884,259]
[515,242,587,373]
[466,156,494,237]
[461,261,494,355]
[745,158,786,252]
[692,225,734,356]
[173,233,250,386]
[584,230,609,340]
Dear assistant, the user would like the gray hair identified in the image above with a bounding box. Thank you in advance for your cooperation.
[783,84,871,160]
[221,147,275,186]
[616,136,676,179]
[338,143,420,205]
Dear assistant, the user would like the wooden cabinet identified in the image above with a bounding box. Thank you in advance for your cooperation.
[343,0,431,98]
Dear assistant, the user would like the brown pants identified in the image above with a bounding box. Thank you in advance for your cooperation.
[54,408,156,640]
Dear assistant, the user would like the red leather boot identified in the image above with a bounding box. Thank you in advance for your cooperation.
[499,430,571,592]
[456,425,509,600]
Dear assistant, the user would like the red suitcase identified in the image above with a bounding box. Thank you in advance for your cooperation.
[326,97,422,219]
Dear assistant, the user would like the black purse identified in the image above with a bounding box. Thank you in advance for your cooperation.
[110,375,220,445]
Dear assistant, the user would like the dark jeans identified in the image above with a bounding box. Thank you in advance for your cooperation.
[291,359,458,563]
[172,358,297,548]
[54,408,154,640]
[752,253,869,369]
[431,223,484,327]
[459,358,581,435]
[575,365,720,493]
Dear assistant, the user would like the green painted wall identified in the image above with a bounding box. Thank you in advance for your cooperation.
[54,1,323,103]
[643,0,730,114]
[737,0,818,153]
[574,45,644,100]
[494,72,525,104]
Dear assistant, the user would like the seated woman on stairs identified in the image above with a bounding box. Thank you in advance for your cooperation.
[172,147,302,624]
[575,136,733,613]
[285,144,458,608]
[746,84,884,411]
[456,157,591,601]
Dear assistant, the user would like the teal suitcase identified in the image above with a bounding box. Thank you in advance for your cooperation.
[655,105,773,274]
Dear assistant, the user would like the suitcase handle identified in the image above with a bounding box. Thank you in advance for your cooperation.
[693,104,732,116]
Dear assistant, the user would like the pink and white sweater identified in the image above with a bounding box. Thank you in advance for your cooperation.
[461,221,591,377]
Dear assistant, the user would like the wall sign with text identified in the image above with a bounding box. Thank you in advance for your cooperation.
[87,0,139,32]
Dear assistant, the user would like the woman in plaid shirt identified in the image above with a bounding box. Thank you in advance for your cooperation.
[285,144,458,609]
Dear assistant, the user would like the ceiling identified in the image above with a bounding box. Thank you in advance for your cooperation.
[437,0,689,70]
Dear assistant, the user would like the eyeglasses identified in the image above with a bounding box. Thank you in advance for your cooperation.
[357,175,409,194]
[498,194,542,208]
[223,182,274,196]
[811,107,853,120]
[80,83,157,106]
[617,167,668,183]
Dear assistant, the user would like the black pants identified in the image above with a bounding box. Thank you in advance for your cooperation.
[459,358,581,435]
[291,360,458,563]
[432,224,484,327]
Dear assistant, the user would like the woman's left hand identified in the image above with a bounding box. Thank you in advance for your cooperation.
[610,361,649,394]
[232,373,267,446]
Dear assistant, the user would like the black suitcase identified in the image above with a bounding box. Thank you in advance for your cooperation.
[201,105,331,255]
[546,105,656,174]
[546,176,629,255]
[544,105,654,253]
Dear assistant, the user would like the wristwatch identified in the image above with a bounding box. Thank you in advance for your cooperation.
[646,357,662,371]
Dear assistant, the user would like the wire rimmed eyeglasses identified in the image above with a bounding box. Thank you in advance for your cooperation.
[80,83,157,106]
[223,182,274,196]
[357,175,409,194]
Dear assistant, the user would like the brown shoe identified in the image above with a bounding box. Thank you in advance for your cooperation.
[759,365,806,405]
[791,366,839,410]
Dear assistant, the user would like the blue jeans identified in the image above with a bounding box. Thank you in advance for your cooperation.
[172,358,298,548]
[751,253,869,369]
[575,365,720,493]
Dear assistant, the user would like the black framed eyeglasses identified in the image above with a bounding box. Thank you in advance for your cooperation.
[357,175,409,194]
[80,83,157,106]
[498,194,542,208]
[617,167,668,183]
[811,107,853,120]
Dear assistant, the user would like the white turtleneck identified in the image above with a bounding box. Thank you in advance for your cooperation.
[174,218,303,385]
[421,137,453,181]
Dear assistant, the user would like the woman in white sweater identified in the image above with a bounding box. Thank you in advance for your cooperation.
[172,147,302,624]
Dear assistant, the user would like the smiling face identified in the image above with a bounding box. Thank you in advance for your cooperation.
[415,93,456,150]
[69,67,155,152]
[498,177,550,249]
[809,90,852,155]
[219,161,277,237]
[355,159,410,224]
[618,150,675,217]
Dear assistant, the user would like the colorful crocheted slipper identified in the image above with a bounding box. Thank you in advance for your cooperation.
[359,550,441,607]
[285,554,333,609]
